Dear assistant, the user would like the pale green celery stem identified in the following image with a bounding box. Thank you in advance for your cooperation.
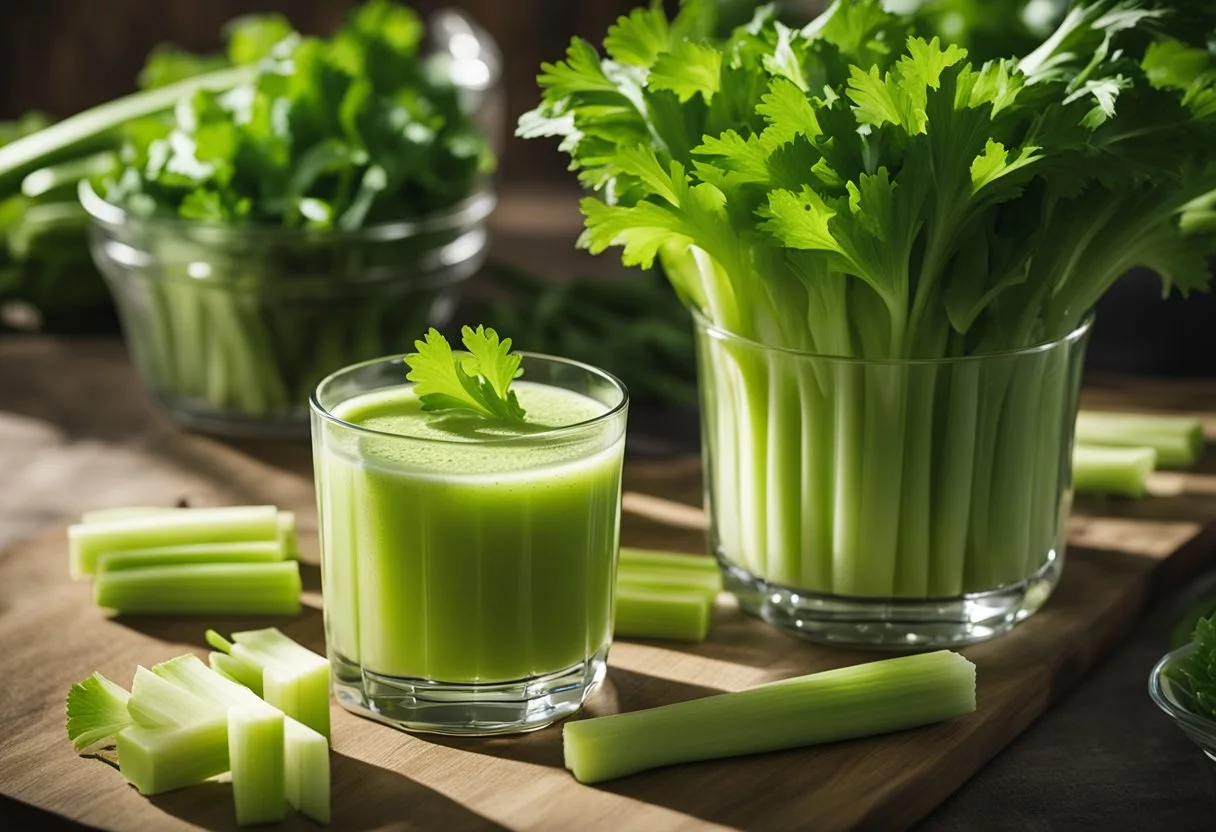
[129,666,224,728]
[617,565,721,594]
[831,363,865,596]
[963,363,1013,592]
[229,705,286,826]
[116,721,229,796]
[1073,444,1156,497]
[278,512,300,560]
[798,361,833,592]
[98,541,284,572]
[928,362,979,597]
[1026,349,1072,575]
[283,718,331,824]
[69,504,280,578]
[845,364,908,597]
[614,588,713,642]
[977,356,1042,590]
[765,351,802,587]
[562,651,976,784]
[1074,412,1204,469]
[93,562,302,615]
[895,364,937,597]
[229,628,332,740]
[617,549,719,575]
[211,651,265,696]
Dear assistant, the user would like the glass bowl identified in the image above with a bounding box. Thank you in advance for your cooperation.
[81,181,495,437]
[1149,643,1216,762]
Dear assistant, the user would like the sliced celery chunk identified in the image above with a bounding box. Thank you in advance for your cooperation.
[617,566,723,595]
[94,562,301,616]
[70,505,280,579]
[97,541,285,572]
[278,512,301,560]
[153,654,330,823]
[1075,411,1204,469]
[1073,444,1157,498]
[210,651,265,696]
[129,666,224,728]
[563,651,977,783]
[116,720,229,796]
[615,588,714,642]
[618,548,720,576]
[208,628,331,740]
[229,704,286,826]
[65,672,133,751]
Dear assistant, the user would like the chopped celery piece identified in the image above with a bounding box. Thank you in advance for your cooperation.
[97,541,285,572]
[563,651,976,783]
[80,507,179,524]
[615,588,714,642]
[1075,411,1204,469]
[619,548,720,576]
[208,628,331,739]
[211,651,265,696]
[65,672,133,751]
[278,512,301,560]
[129,666,223,728]
[153,654,330,823]
[94,562,302,616]
[283,717,331,824]
[617,566,723,595]
[116,720,229,796]
[229,704,286,826]
[70,505,280,579]
[1073,444,1157,498]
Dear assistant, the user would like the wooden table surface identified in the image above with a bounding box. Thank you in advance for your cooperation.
[4,336,1216,832]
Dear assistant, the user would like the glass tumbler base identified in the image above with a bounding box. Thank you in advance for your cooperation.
[330,647,608,736]
[719,552,1063,649]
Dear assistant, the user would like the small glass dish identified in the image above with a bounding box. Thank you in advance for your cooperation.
[1149,643,1216,762]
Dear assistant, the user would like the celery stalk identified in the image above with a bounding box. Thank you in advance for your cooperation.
[1075,411,1204,468]
[278,512,301,560]
[283,718,331,824]
[1073,444,1157,497]
[229,704,286,826]
[116,721,230,796]
[70,505,280,579]
[208,628,331,739]
[129,666,224,728]
[618,548,720,576]
[617,565,722,595]
[563,650,976,783]
[615,588,714,642]
[211,651,265,696]
[97,541,285,572]
[154,654,331,823]
[94,562,302,616]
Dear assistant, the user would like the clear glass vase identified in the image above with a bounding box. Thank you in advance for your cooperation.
[81,181,495,437]
[693,310,1092,647]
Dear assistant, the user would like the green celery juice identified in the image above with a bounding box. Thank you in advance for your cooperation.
[319,381,624,684]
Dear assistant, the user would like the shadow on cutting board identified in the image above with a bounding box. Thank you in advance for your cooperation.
[142,754,507,831]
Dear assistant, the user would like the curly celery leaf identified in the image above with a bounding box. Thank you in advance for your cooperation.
[1178,615,1216,720]
[66,673,132,752]
[404,326,527,422]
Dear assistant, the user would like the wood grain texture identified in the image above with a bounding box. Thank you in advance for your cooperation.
[2,337,1216,832]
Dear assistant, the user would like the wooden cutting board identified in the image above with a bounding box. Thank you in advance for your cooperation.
[3,338,1216,832]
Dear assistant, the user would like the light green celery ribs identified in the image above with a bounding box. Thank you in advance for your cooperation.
[520,0,1216,599]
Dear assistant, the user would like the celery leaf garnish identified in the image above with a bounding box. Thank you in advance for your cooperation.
[66,672,133,752]
[404,325,527,422]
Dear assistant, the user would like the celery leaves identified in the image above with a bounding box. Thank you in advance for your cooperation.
[404,325,527,422]
[66,673,133,752]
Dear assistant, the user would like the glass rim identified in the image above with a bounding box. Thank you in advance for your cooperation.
[1148,643,1216,731]
[689,307,1094,366]
[79,179,497,243]
[309,351,630,446]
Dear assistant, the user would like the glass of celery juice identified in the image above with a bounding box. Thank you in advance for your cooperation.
[310,346,628,735]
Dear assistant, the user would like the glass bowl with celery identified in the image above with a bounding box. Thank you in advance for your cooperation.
[1151,615,1216,763]
[522,0,1216,646]
[67,3,496,435]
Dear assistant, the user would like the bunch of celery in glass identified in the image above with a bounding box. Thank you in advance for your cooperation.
[522,0,1216,597]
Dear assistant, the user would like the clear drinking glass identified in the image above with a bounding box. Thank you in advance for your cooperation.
[693,309,1092,647]
[310,353,628,734]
